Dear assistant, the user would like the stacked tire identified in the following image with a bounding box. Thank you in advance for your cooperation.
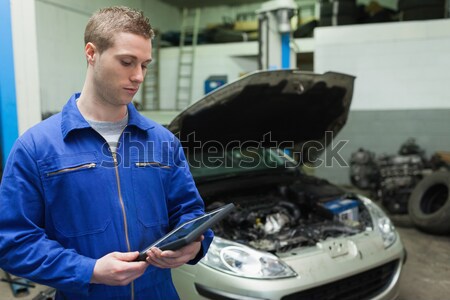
[408,171,450,234]
[319,0,358,26]
[398,0,447,21]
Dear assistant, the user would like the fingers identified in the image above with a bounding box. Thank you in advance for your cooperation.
[146,237,203,269]
[146,247,185,268]
[113,251,140,262]
[92,251,149,286]
[159,235,204,259]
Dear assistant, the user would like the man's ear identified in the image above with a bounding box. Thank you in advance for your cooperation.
[85,42,97,65]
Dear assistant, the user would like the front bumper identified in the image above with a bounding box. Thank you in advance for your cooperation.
[172,231,405,300]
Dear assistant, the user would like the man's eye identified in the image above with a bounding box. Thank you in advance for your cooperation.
[121,61,132,66]
[142,64,148,70]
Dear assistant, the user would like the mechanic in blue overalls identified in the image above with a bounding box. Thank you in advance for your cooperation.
[0,6,213,300]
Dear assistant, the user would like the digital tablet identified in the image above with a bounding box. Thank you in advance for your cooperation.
[136,203,234,261]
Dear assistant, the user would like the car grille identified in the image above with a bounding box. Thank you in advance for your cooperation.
[281,259,399,300]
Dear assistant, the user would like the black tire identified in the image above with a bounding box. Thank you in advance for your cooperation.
[319,16,356,26]
[401,6,446,21]
[408,171,450,234]
[320,2,358,17]
[398,0,445,10]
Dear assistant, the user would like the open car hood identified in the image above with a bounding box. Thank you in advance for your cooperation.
[168,70,355,161]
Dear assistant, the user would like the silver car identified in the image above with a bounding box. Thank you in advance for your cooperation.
[167,70,406,300]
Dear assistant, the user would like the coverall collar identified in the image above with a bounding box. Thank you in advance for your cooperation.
[61,93,155,139]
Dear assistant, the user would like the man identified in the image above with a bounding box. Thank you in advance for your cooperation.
[0,6,213,300]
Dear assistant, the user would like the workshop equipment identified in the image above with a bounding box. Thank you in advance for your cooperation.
[257,0,298,70]
[2,271,35,297]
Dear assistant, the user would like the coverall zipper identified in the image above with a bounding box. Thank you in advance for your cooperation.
[112,139,134,300]
[46,163,96,176]
[135,162,171,169]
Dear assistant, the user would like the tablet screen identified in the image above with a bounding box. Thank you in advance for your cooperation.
[153,206,226,249]
[137,203,234,260]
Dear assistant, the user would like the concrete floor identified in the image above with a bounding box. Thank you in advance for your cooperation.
[394,216,450,300]
[1,216,449,300]
[0,279,48,300]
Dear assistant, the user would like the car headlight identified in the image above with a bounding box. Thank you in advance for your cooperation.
[359,195,397,248]
[201,236,297,279]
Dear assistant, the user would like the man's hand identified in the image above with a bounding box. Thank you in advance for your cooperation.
[91,251,148,286]
[146,235,204,269]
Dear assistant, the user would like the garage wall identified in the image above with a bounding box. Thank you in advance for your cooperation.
[36,0,89,114]
[141,1,181,32]
[315,20,450,111]
[313,19,450,185]
[35,0,179,114]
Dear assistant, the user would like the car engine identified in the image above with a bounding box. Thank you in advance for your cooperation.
[376,153,429,213]
[350,139,431,214]
[206,187,372,253]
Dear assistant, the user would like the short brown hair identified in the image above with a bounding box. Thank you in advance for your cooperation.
[84,6,154,53]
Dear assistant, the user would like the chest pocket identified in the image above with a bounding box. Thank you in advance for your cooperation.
[39,152,112,237]
[131,161,171,228]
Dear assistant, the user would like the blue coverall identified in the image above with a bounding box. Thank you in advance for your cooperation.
[0,93,213,300]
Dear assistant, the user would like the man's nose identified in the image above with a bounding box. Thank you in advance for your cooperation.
[131,66,144,83]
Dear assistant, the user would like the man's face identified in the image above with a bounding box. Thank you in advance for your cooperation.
[91,32,152,107]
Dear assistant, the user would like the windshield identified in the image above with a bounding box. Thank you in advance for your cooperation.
[187,148,299,179]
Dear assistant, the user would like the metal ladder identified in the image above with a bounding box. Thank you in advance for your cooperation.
[175,7,201,110]
[142,30,160,110]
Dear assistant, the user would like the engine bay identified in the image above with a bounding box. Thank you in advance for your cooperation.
[204,179,373,253]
